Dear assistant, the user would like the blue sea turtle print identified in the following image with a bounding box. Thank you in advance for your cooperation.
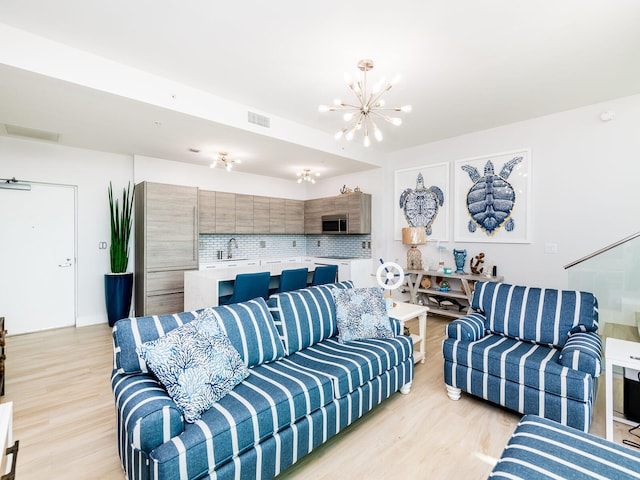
[399,173,444,235]
[461,156,522,235]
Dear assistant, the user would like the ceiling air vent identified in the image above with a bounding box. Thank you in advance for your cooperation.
[3,124,60,143]
[247,111,271,128]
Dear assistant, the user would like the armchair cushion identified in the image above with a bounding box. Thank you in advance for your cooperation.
[446,313,486,342]
[559,331,603,377]
[472,282,599,348]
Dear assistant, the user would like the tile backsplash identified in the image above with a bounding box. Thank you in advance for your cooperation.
[199,234,371,263]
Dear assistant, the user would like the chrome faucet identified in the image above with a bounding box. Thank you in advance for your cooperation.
[227,238,238,259]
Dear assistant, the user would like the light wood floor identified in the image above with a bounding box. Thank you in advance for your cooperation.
[2,316,637,480]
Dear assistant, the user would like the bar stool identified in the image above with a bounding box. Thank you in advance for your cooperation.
[276,267,309,293]
[310,265,338,286]
[219,271,270,305]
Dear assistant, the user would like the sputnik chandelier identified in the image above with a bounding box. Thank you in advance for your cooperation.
[297,168,320,184]
[319,59,412,147]
[210,152,241,172]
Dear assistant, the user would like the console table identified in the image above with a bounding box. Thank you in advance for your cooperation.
[404,270,503,319]
[605,337,640,441]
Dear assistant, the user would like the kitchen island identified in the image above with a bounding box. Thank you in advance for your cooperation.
[184,261,319,310]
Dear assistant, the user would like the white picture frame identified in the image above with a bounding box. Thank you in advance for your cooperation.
[394,162,450,241]
[453,148,531,243]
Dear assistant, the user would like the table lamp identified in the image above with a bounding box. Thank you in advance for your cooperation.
[402,227,427,270]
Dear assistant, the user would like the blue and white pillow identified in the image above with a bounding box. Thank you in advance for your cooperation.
[332,287,393,343]
[137,309,249,423]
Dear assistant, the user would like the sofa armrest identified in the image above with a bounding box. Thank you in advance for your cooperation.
[111,370,185,453]
[446,313,486,342]
[559,331,603,377]
[390,317,402,336]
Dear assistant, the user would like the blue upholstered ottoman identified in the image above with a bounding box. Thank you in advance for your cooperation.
[490,415,640,479]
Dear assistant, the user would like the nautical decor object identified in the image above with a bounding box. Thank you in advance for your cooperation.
[461,156,522,235]
[399,173,444,235]
[453,249,467,274]
[402,227,427,270]
[470,252,485,274]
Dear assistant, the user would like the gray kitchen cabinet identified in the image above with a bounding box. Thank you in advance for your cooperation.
[134,181,198,316]
[285,199,304,234]
[304,198,323,234]
[253,196,270,233]
[215,192,236,233]
[198,190,216,234]
[269,197,286,234]
[235,194,254,233]
[347,192,372,234]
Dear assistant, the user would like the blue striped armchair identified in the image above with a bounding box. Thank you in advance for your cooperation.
[442,281,602,432]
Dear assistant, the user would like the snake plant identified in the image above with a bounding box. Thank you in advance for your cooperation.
[108,181,134,273]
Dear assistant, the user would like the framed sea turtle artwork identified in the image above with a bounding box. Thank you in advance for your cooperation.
[453,148,532,243]
[394,162,450,241]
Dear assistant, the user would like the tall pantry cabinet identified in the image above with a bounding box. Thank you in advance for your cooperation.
[134,182,199,316]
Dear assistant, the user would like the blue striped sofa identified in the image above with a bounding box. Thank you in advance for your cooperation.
[111,281,414,480]
[443,281,602,432]
[490,415,640,479]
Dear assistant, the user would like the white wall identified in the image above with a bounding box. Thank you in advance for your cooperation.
[317,94,640,290]
[1,136,132,327]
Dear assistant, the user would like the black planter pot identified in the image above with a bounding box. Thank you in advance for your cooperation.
[105,272,134,327]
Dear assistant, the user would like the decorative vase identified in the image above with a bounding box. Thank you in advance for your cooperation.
[105,272,133,326]
[453,249,467,274]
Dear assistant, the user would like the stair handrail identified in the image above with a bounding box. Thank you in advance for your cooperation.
[564,231,640,269]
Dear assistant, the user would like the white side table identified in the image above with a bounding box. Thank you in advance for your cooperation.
[389,302,428,364]
[605,337,640,441]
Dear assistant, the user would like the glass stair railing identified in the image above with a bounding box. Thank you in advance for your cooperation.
[566,232,640,341]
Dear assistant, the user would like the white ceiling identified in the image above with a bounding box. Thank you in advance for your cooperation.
[1,1,640,180]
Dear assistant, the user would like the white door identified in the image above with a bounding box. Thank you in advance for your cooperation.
[0,183,76,335]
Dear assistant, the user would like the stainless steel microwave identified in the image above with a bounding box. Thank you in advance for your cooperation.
[321,214,348,234]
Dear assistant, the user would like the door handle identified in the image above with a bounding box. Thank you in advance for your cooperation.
[58,258,73,267]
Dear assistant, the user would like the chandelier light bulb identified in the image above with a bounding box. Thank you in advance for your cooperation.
[319,59,410,146]
[374,127,383,142]
[318,104,329,113]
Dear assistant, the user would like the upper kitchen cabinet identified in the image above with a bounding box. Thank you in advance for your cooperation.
[304,198,323,234]
[347,192,372,234]
[134,182,198,316]
[215,192,236,233]
[285,199,304,234]
[235,194,254,234]
[253,196,270,234]
[269,198,286,234]
[198,190,216,234]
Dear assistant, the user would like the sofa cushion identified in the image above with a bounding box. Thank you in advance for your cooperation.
[205,298,286,367]
[442,334,592,402]
[332,287,393,343]
[137,309,249,423]
[285,336,413,398]
[472,282,598,348]
[267,281,353,355]
[148,359,336,476]
[113,310,200,374]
